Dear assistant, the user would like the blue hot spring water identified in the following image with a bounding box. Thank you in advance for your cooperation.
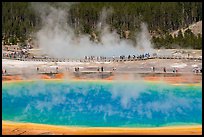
[2,80,202,127]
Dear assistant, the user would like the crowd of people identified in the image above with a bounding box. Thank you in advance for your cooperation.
[84,56,107,61]
[119,53,151,60]
[2,49,202,75]
[83,53,151,62]
[3,49,202,64]
[2,50,29,59]
[193,67,202,74]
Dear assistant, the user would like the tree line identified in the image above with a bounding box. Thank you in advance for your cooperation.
[2,2,202,49]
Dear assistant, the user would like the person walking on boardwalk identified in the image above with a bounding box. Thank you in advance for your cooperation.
[163,67,166,73]
[152,66,155,72]
[56,67,59,73]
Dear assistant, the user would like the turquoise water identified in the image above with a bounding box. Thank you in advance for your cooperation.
[2,80,202,127]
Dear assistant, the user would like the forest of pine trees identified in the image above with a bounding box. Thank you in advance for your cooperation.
[2,2,202,49]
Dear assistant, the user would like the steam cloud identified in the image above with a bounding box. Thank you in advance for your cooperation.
[32,3,155,59]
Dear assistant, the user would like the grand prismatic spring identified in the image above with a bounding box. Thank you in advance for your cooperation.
[2,80,202,128]
[2,2,202,135]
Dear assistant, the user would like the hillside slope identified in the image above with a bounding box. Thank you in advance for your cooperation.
[170,20,202,38]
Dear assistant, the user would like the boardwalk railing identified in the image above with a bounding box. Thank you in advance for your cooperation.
[2,55,202,62]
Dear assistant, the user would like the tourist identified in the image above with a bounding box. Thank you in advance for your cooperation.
[56,67,59,73]
[163,67,166,73]
[113,67,116,71]
[37,67,39,72]
[145,53,148,58]
[175,68,178,73]
[147,53,150,58]
[75,67,79,72]
[101,66,104,72]
[196,69,199,74]
[173,68,175,73]
[128,55,131,60]
[152,66,155,72]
